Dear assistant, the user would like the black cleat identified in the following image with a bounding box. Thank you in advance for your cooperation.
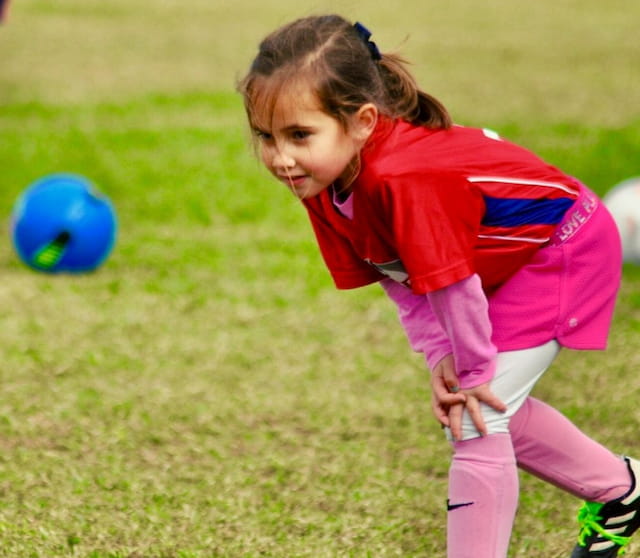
[571,457,640,557]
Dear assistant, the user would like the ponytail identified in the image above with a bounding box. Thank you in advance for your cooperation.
[377,53,452,129]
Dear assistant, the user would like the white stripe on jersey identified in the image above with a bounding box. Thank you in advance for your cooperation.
[467,176,580,196]
[477,234,550,244]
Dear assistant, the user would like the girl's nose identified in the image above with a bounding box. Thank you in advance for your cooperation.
[271,147,295,170]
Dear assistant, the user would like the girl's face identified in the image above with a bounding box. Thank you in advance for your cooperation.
[252,90,377,199]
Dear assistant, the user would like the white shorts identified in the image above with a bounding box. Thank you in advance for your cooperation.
[448,340,560,441]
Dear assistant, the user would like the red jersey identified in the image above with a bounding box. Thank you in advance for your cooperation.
[303,118,582,295]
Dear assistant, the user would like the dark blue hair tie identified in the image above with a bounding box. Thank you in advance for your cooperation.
[353,22,382,61]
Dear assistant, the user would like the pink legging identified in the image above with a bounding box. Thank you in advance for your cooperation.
[510,396,629,501]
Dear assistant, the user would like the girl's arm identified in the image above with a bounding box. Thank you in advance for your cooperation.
[426,273,497,390]
[380,274,497,389]
[382,274,504,439]
[427,274,507,439]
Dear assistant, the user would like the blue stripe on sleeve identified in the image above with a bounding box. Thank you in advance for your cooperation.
[481,196,575,227]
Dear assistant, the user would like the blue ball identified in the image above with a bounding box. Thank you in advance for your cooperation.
[11,174,117,273]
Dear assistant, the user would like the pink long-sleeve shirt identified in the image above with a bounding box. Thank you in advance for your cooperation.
[381,277,497,389]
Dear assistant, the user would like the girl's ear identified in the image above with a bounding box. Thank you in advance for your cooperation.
[352,103,378,143]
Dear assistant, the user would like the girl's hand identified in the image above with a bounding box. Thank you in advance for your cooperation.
[430,354,507,441]
[448,383,507,441]
[430,355,466,428]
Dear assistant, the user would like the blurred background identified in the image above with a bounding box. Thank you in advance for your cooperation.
[2,0,639,124]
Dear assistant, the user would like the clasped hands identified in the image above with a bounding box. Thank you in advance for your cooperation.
[430,354,507,441]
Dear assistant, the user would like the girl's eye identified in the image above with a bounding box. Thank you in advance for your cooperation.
[292,130,311,141]
[254,129,273,142]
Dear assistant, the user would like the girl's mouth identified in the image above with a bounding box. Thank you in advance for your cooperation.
[278,174,307,187]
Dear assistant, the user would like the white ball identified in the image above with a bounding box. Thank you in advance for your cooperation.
[603,177,640,263]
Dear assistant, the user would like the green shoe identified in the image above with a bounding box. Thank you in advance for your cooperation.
[571,457,640,557]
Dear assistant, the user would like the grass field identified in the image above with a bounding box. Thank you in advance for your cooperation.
[1,1,640,556]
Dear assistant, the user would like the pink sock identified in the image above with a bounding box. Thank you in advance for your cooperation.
[448,433,518,558]
[509,397,630,501]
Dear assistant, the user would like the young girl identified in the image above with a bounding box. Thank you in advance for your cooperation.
[238,14,640,558]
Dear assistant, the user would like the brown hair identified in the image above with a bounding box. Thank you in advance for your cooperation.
[237,14,452,132]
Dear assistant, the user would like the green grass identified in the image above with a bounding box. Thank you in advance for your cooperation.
[1,1,640,556]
